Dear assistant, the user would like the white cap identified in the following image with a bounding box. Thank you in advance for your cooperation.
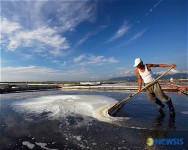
[133,58,142,67]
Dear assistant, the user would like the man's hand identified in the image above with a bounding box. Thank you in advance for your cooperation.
[171,64,176,68]
[138,86,142,92]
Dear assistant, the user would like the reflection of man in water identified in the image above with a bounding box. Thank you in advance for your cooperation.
[153,113,176,130]
[134,58,176,117]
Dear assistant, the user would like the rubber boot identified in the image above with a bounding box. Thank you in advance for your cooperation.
[156,98,165,113]
[166,99,175,117]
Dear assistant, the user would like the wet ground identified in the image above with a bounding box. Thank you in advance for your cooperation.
[0,90,187,150]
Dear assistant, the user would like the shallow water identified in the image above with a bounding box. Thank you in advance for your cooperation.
[0,90,188,149]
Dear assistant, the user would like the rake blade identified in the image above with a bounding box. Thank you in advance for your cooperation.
[108,105,122,116]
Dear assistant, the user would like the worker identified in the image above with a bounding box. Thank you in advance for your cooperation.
[134,58,176,117]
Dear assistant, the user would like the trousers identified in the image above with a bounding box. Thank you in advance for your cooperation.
[145,82,170,103]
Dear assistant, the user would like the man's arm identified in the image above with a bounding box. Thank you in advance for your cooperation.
[147,64,176,70]
[135,69,142,92]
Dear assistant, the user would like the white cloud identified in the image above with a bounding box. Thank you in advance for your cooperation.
[73,54,86,62]
[109,68,134,78]
[116,28,147,48]
[74,32,95,47]
[108,21,131,42]
[61,61,67,67]
[1,1,97,56]
[73,54,119,66]
[129,28,147,42]
[0,18,21,34]
[155,68,182,75]
[145,0,163,16]
[56,1,97,32]
[1,1,96,31]
[20,54,33,60]
[108,57,119,64]
[1,18,70,55]
[114,70,132,77]
[75,36,90,47]
[1,66,91,81]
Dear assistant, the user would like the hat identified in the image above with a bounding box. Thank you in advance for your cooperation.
[133,58,142,67]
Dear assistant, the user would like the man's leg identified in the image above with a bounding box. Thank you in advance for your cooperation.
[146,87,165,112]
[154,82,175,117]
[166,100,175,117]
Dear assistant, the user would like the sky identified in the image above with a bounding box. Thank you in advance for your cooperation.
[0,0,187,81]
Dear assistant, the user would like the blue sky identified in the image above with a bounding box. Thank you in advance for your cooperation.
[0,0,187,81]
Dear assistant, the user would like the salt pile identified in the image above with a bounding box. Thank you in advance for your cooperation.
[12,95,127,124]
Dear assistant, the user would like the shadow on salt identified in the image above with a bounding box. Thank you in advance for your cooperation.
[12,95,130,126]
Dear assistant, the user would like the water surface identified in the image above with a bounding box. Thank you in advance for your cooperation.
[0,90,187,149]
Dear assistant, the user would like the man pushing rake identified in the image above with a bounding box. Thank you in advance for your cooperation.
[134,58,176,117]
[108,58,177,117]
